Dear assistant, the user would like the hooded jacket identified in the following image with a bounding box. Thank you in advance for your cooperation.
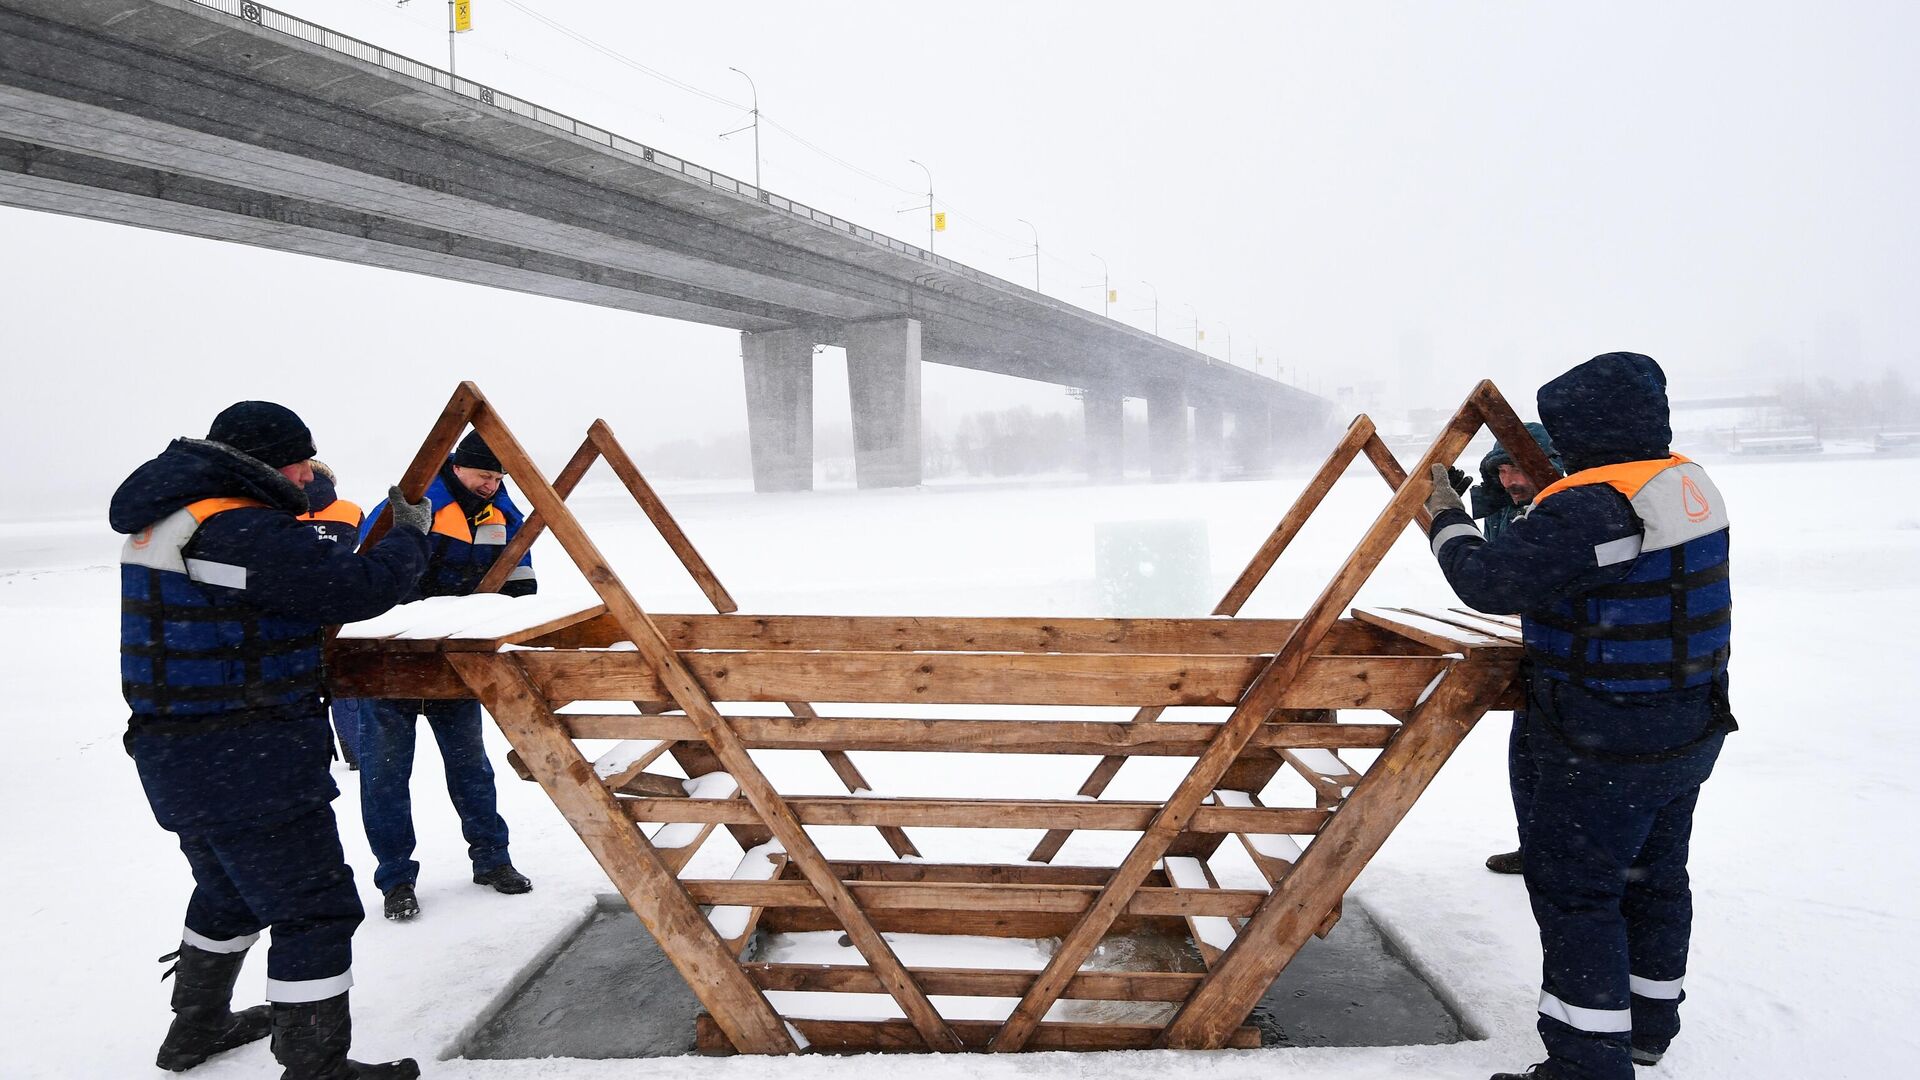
[1470,421,1562,540]
[113,438,428,720]
[1428,354,1732,706]
[294,468,365,545]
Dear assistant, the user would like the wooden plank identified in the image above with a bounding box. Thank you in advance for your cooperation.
[1351,606,1502,652]
[696,1015,1261,1054]
[444,600,609,650]
[444,651,795,1054]
[537,612,1424,656]
[1471,380,1565,494]
[818,861,1168,887]
[1213,415,1374,616]
[517,650,1449,709]
[785,700,919,860]
[1433,607,1526,640]
[360,383,482,552]
[588,419,737,614]
[745,963,1202,1002]
[467,393,962,1052]
[473,430,601,595]
[622,796,1327,834]
[1026,705,1163,864]
[679,879,1268,917]
[1158,658,1513,1047]
[590,738,672,790]
[991,383,1493,1052]
[1358,430,1437,534]
[564,713,1401,754]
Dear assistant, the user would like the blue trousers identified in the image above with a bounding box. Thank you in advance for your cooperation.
[329,697,364,764]
[360,698,511,894]
[1522,681,1724,1080]
[1509,709,1536,853]
[176,805,363,998]
[128,711,361,999]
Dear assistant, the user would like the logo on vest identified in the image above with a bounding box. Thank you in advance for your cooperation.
[1681,475,1712,523]
[130,528,153,550]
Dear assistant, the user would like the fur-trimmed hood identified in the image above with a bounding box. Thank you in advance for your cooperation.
[109,437,310,534]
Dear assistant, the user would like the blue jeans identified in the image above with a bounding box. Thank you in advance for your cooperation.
[359,698,511,894]
[330,697,364,765]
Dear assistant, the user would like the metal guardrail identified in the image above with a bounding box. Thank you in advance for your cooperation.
[186,0,1006,287]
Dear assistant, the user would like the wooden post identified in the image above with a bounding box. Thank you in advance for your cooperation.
[445,651,797,1054]
[989,384,1489,1052]
[360,382,482,551]
[474,430,601,594]
[1471,381,1564,492]
[586,419,738,614]
[463,395,962,1052]
[1156,660,1513,1047]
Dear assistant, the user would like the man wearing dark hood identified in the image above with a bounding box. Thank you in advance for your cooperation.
[1422,354,1734,1080]
[294,461,368,769]
[113,401,432,1079]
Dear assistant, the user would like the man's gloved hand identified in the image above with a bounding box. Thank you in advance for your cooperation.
[1425,463,1467,518]
[1447,466,1474,495]
[386,485,434,536]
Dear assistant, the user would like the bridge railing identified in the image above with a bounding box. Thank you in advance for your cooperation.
[186,0,1002,286]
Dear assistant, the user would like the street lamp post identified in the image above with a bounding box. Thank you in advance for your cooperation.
[1011,218,1040,291]
[1137,280,1159,336]
[1184,303,1201,350]
[910,159,935,250]
[722,67,761,192]
[1089,253,1111,317]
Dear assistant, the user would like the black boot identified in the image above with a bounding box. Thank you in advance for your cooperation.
[270,992,419,1080]
[1491,1064,1569,1080]
[154,943,272,1071]
[1485,849,1526,874]
[472,864,532,894]
[382,885,419,922]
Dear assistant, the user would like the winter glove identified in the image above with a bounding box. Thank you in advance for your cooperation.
[1424,463,1466,518]
[1447,466,1473,495]
[386,485,434,536]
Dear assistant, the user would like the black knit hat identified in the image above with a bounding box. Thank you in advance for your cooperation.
[206,401,316,468]
[450,431,504,473]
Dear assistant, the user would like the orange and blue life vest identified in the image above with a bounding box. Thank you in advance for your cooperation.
[1521,454,1732,693]
[120,497,327,717]
[295,498,363,546]
[363,469,533,600]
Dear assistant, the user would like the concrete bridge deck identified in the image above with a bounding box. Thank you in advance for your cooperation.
[0,0,1330,488]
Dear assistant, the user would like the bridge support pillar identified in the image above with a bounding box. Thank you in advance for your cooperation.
[1083,390,1124,483]
[844,317,923,488]
[742,328,815,492]
[1148,385,1189,482]
[1193,402,1225,479]
[1231,404,1275,477]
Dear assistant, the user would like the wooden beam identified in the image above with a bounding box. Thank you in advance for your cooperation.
[563,713,1401,754]
[1158,660,1512,1048]
[1214,414,1374,616]
[516,650,1449,709]
[619,612,1421,657]
[621,796,1327,834]
[696,1016,1261,1054]
[473,429,601,595]
[784,700,919,860]
[587,419,737,613]
[361,382,482,551]
[990,383,1492,1052]
[745,963,1203,1001]
[679,879,1269,917]
[444,651,795,1054]
[1471,381,1565,494]
[466,394,962,1052]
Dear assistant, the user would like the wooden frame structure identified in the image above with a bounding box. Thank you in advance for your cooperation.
[330,380,1560,1055]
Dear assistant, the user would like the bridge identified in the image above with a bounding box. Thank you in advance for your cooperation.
[0,0,1329,490]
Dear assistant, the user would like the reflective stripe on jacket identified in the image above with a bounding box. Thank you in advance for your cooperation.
[121,497,325,716]
[1521,455,1732,692]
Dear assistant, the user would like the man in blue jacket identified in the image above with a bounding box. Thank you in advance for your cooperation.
[358,431,534,922]
[294,461,368,769]
[1424,354,1734,1080]
[115,401,432,1078]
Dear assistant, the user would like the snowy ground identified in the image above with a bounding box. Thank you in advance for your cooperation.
[4,453,1918,1079]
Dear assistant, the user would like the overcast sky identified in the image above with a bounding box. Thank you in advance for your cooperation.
[4,0,1916,519]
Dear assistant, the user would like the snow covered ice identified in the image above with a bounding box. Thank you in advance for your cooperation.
[5,454,1920,1078]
